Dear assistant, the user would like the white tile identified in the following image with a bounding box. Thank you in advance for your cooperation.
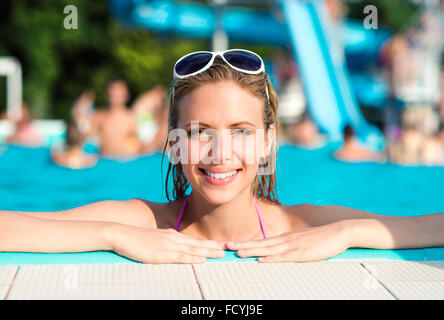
[426,261,444,274]
[200,281,394,300]
[0,286,11,300]
[382,281,444,300]
[194,262,370,283]
[7,283,202,300]
[14,264,197,285]
[0,266,18,300]
[194,262,394,300]
[362,261,444,281]
[0,266,18,285]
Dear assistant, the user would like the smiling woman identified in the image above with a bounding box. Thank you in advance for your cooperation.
[0,49,443,264]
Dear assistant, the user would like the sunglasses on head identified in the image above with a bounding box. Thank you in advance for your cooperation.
[172,49,269,102]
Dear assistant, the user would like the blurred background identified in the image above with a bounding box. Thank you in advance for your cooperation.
[0,0,443,215]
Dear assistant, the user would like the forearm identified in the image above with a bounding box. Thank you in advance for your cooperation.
[0,211,115,253]
[345,213,444,249]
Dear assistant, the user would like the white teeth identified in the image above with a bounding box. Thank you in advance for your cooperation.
[204,169,238,179]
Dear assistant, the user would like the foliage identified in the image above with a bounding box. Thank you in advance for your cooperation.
[0,0,418,119]
[346,0,418,32]
[0,0,206,119]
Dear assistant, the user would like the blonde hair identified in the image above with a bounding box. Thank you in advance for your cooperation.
[161,56,280,203]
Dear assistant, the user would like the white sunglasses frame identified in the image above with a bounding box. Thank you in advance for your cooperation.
[172,49,270,102]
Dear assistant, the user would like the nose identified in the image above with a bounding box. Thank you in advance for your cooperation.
[207,130,232,164]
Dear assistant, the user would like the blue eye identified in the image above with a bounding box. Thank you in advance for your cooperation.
[188,129,200,138]
[188,129,212,140]
[232,129,252,136]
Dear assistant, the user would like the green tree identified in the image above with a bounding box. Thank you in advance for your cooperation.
[346,0,418,32]
[0,0,206,119]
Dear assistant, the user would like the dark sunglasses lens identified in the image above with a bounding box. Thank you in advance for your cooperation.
[175,52,213,76]
[223,50,262,71]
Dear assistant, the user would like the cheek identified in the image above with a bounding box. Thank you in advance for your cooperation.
[232,135,266,167]
[182,135,264,167]
[232,138,256,166]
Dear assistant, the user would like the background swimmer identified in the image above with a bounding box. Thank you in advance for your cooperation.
[0,50,443,263]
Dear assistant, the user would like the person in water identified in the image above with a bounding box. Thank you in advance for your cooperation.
[131,85,169,154]
[51,116,98,169]
[4,103,42,147]
[333,124,385,162]
[0,50,443,263]
[91,79,141,158]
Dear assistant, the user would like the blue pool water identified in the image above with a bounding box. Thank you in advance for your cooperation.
[0,142,443,264]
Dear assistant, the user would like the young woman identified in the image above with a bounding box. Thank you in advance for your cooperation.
[0,49,443,263]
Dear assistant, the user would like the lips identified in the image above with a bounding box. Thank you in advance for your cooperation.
[198,167,241,186]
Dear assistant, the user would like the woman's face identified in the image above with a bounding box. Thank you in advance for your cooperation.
[172,80,275,204]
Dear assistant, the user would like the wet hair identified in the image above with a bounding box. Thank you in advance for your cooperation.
[161,56,280,204]
[65,117,86,149]
[343,124,355,140]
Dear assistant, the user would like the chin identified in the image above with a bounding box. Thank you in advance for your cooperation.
[184,164,256,204]
[198,189,239,205]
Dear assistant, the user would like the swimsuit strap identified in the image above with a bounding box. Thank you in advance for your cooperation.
[174,195,189,231]
[174,195,267,239]
[252,196,267,239]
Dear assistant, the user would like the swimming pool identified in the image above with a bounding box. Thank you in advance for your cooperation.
[0,142,443,264]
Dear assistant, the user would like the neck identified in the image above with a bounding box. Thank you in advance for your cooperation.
[344,138,356,146]
[109,103,126,111]
[183,188,264,242]
[65,145,84,154]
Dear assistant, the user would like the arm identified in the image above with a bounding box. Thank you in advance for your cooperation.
[305,204,444,249]
[345,213,444,249]
[0,211,225,263]
[89,111,104,143]
[17,199,156,228]
[0,211,113,253]
[228,205,444,262]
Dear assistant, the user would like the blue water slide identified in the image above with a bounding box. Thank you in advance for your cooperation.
[280,0,385,149]
[113,0,289,46]
[109,0,389,148]
[109,0,390,61]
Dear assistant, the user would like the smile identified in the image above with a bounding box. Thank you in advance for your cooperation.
[198,168,241,185]
[204,169,237,179]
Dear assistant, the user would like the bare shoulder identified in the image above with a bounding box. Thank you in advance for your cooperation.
[94,109,111,123]
[123,198,183,230]
[282,202,387,228]
[254,199,316,235]
[119,198,163,228]
[276,202,320,230]
[20,198,160,228]
[93,109,107,119]
[75,198,159,228]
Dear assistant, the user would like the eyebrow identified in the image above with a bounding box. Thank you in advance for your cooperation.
[185,121,256,128]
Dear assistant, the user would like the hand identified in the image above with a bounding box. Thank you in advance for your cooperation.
[109,225,226,264]
[226,221,351,262]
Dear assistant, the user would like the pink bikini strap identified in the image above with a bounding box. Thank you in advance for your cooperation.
[252,196,267,239]
[174,195,189,231]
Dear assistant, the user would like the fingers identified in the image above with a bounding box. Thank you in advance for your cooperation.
[178,236,226,250]
[226,233,290,250]
[171,252,207,264]
[174,243,225,259]
[236,242,291,258]
[150,250,206,264]
[157,229,226,262]
[162,229,225,250]
[258,252,313,263]
[258,254,293,263]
